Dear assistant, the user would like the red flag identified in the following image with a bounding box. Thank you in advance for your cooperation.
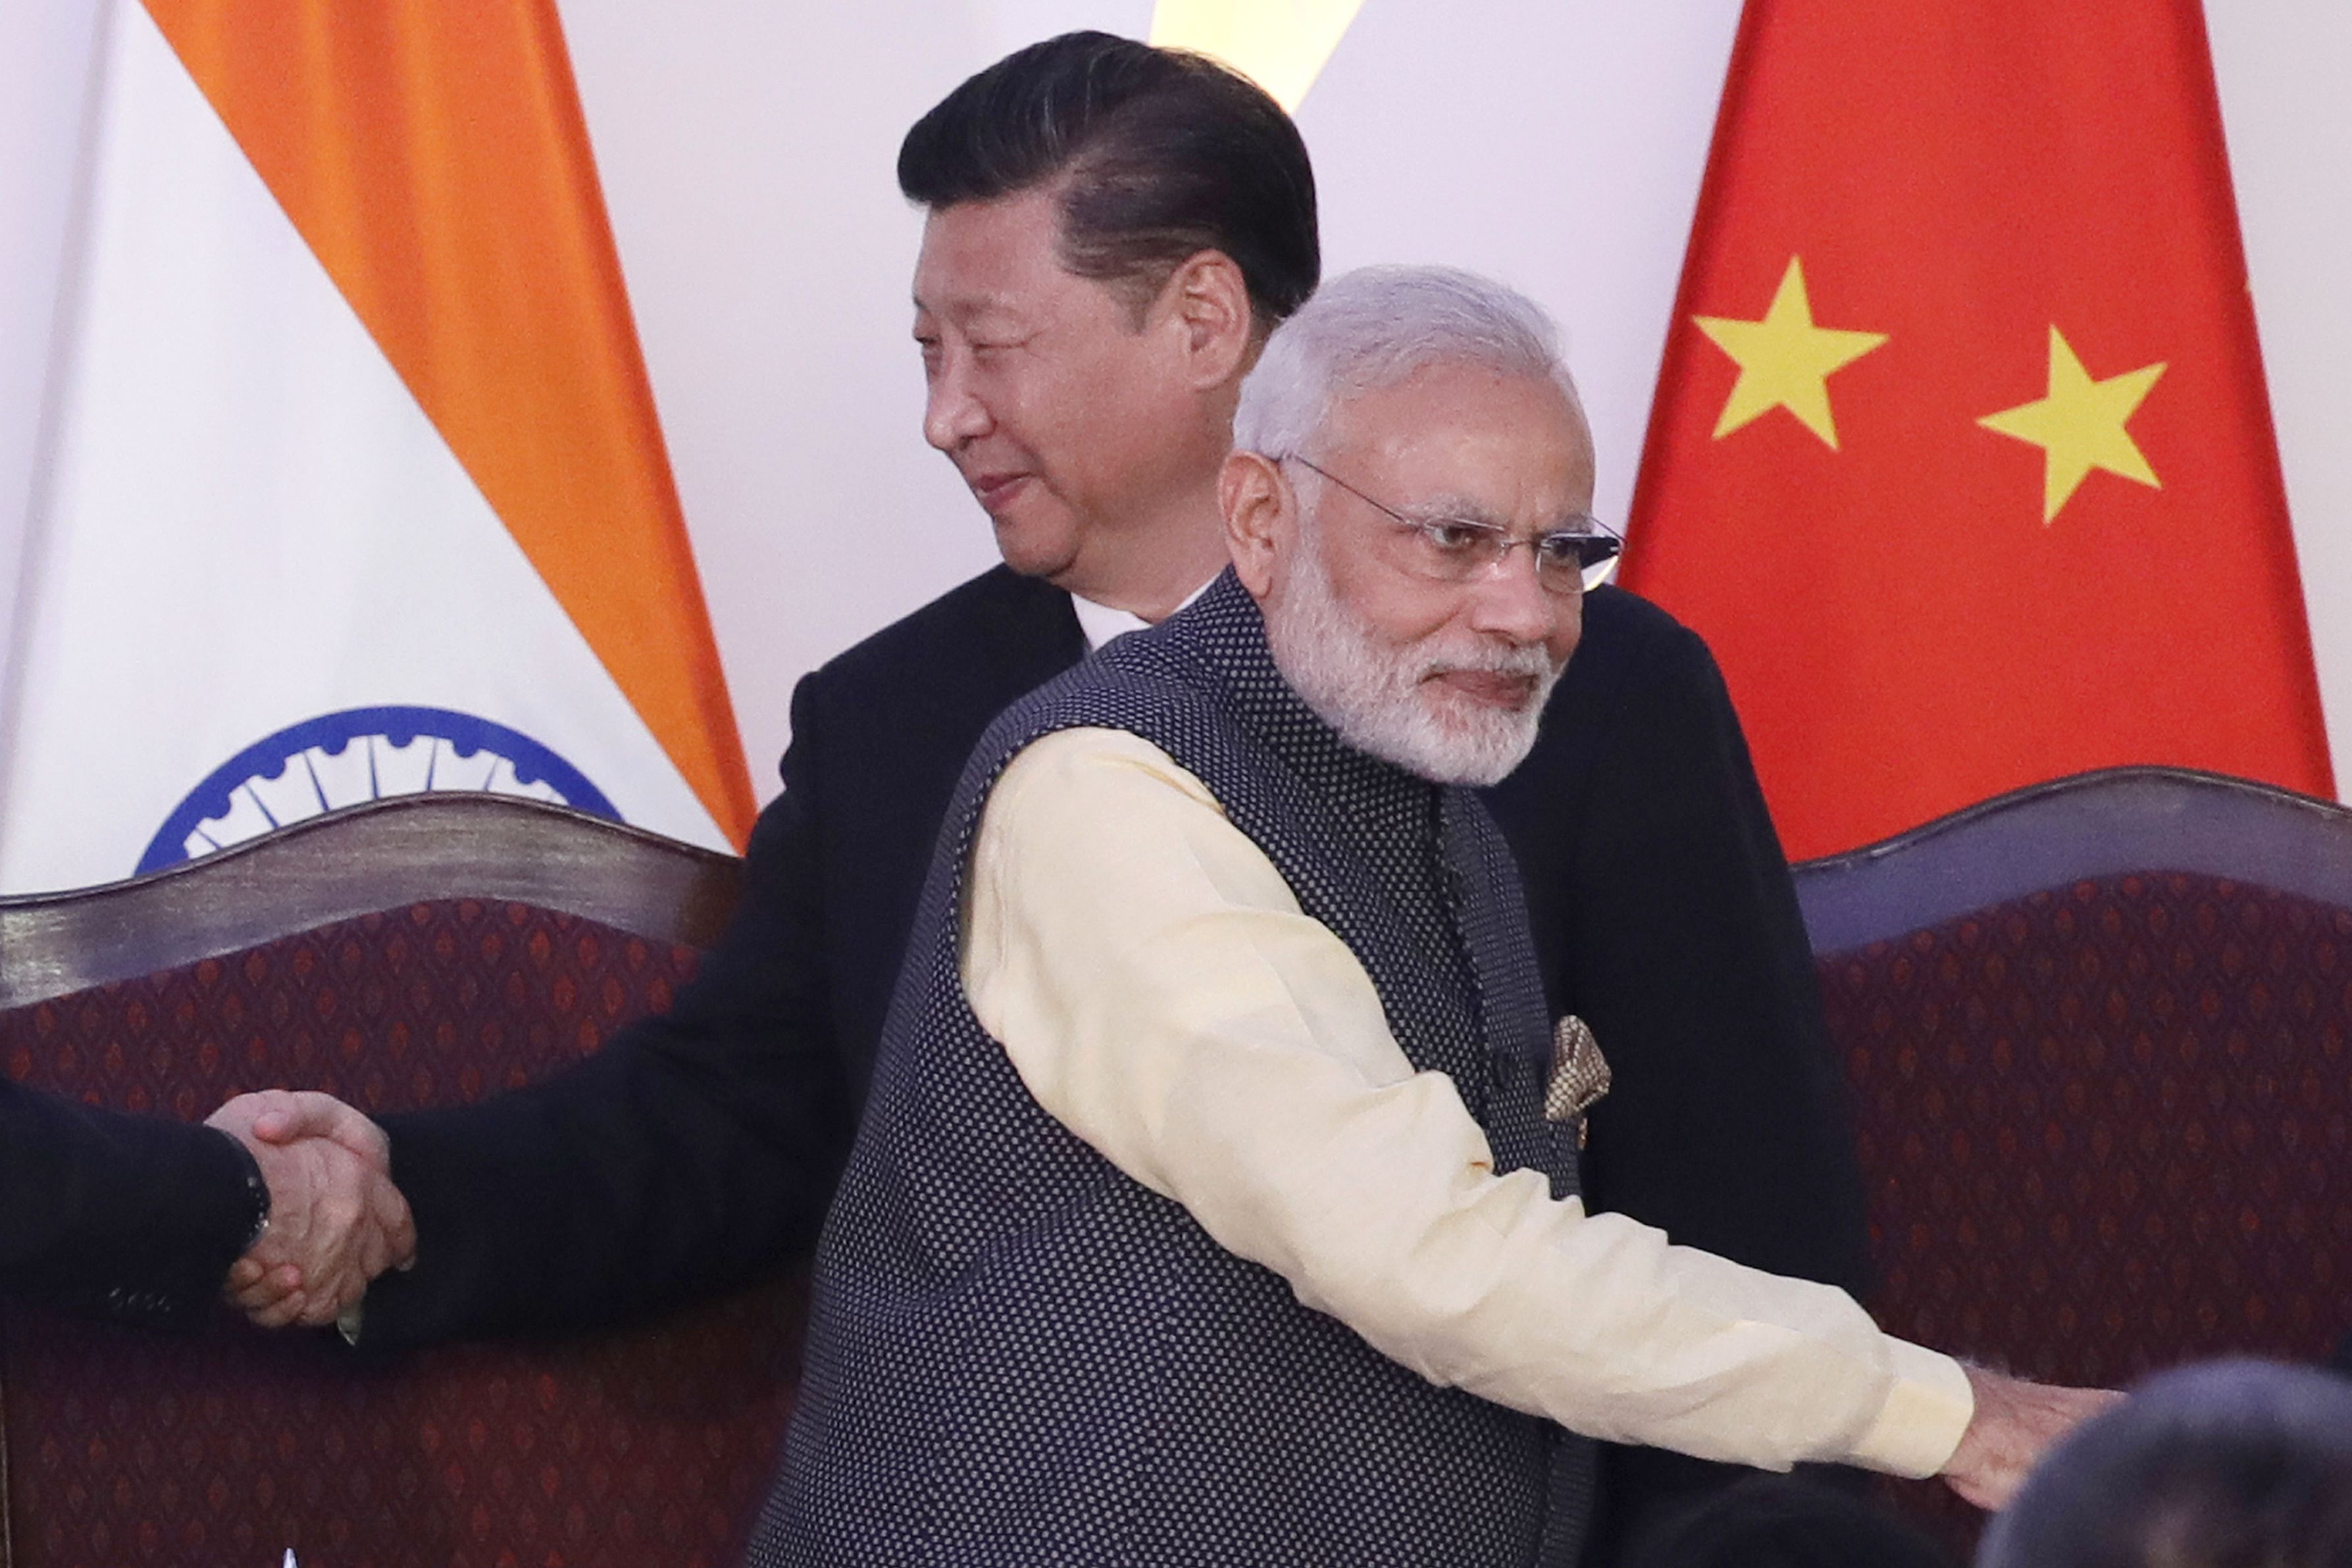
[1619,2,2331,860]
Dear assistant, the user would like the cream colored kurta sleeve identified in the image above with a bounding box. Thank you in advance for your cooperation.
[961,725,1974,1479]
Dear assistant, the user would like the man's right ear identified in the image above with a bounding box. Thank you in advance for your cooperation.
[1220,450,1287,599]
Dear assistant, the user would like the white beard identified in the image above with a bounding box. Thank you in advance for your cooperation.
[1264,530,1562,787]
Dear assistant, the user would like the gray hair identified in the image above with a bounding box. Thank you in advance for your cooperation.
[1978,1358,2352,1568]
[1232,265,1585,459]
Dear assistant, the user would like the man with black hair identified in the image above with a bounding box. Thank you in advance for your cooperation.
[237,31,1879,1559]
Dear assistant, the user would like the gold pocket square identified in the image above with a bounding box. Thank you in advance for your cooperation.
[1544,1015,1610,1146]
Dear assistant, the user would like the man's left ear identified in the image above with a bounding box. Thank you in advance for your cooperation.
[1160,251,1254,390]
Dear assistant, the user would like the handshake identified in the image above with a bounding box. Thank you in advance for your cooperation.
[203,1090,413,1329]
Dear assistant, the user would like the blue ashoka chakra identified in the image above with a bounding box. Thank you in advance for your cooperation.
[140,705,619,875]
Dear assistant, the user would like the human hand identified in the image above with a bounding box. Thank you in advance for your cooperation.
[1941,1363,2123,1510]
[207,1090,415,1329]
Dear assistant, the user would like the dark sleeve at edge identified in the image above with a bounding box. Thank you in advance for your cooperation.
[0,1083,256,1329]
[359,676,856,1348]
[1502,611,1876,1566]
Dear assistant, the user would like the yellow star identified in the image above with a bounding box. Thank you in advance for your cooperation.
[1977,327,2165,522]
[1693,256,1888,449]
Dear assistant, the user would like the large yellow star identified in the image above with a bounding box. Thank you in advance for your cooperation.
[1977,326,2166,522]
[1693,257,1887,449]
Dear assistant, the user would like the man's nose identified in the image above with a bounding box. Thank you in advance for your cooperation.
[1463,547,1562,646]
[923,356,990,451]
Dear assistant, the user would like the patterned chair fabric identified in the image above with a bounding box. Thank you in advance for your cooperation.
[1795,767,2352,1552]
[0,799,799,1568]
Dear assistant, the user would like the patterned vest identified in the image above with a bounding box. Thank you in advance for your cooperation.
[749,572,1593,1567]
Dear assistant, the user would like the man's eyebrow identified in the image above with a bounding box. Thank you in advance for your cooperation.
[1397,493,1596,535]
[1398,492,1508,528]
[911,290,1029,327]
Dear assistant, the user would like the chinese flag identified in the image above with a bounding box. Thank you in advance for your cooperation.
[1619,2,2331,861]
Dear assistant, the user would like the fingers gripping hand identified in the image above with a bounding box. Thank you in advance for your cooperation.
[250,1088,417,1287]
[224,1256,305,1319]
[270,1137,413,1328]
[206,1091,414,1328]
[247,1090,390,1163]
[213,1090,357,1318]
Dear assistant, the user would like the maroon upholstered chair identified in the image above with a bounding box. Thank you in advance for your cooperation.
[1793,765,2352,1552]
[0,795,801,1568]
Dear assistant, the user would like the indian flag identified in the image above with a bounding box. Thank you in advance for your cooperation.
[0,0,753,894]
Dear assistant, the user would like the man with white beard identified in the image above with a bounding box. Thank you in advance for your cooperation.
[1242,290,1589,789]
[748,267,2110,1568]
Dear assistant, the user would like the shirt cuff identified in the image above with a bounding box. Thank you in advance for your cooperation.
[215,1128,273,1252]
[1847,1340,1975,1477]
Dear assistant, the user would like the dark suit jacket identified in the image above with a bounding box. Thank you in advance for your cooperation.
[0,1079,259,1327]
[368,566,1868,1556]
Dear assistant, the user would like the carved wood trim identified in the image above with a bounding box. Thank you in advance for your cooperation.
[1791,764,2352,955]
[0,795,745,1009]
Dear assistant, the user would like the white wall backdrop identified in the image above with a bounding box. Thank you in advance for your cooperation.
[5,2,2347,811]
[0,0,107,747]
[2209,3,2352,786]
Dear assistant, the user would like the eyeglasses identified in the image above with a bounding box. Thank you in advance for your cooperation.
[1279,454,1623,595]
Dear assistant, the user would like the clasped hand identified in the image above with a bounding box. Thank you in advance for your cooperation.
[205,1090,415,1329]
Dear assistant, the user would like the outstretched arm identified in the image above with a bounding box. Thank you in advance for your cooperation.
[967,727,1980,1476]
[0,1077,260,1326]
[346,715,856,1348]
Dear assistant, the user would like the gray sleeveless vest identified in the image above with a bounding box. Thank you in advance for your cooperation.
[750,572,1593,1567]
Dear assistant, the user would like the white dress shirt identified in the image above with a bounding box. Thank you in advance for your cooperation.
[961,724,1975,1479]
[1068,592,1154,651]
[1067,579,1212,651]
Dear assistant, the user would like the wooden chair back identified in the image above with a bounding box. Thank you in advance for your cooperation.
[1795,767,2352,1548]
[0,796,800,1568]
